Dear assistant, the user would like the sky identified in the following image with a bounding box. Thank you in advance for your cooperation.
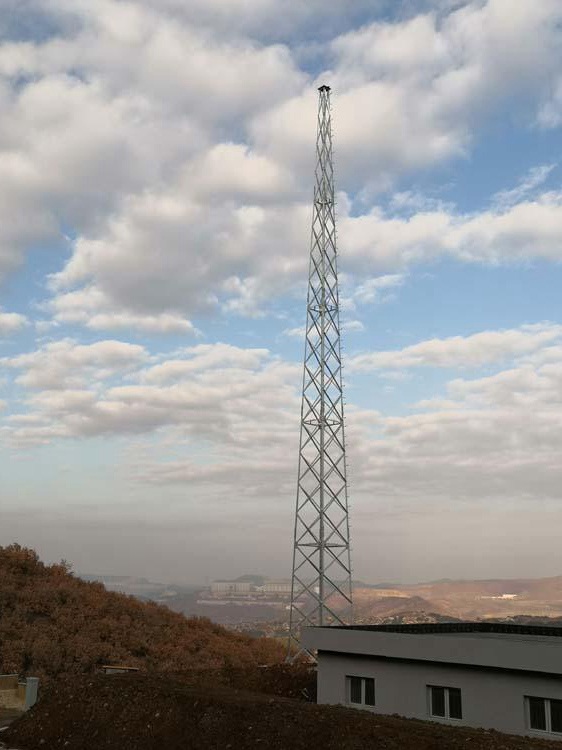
[2,0,562,585]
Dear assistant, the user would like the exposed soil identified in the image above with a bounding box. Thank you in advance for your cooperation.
[0,707,23,731]
[4,668,562,750]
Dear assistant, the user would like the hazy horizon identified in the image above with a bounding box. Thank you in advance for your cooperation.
[4,504,562,586]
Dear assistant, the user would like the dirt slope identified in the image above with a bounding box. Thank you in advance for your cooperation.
[4,672,561,750]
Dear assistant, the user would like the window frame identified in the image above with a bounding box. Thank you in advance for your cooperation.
[526,696,562,735]
[346,675,375,707]
[427,685,463,721]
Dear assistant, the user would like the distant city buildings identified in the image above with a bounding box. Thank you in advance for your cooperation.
[211,580,252,595]
[479,593,518,600]
[210,578,292,597]
[262,580,292,595]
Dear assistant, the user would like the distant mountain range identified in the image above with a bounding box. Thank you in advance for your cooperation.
[352,575,562,624]
[79,573,203,600]
[78,571,562,627]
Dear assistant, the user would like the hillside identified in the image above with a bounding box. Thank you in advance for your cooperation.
[0,545,283,682]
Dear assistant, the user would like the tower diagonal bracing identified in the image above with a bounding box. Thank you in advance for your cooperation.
[288,85,353,660]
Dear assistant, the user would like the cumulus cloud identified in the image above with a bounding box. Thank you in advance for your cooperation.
[350,323,562,371]
[346,274,405,308]
[130,343,562,507]
[141,344,270,383]
[49,188,311,319]
[48,175,562,325]
[3,338,147,390]
[3,2,562,580]
[0,1,561,328]
[0,309,28,335]
[362,358,562,502]
[0,0,304,312]
[254,1,562,190]
[281,326,305,339]
[85,313,197,334]
[134,0,384,41]
[4,322,562,549]
[537,77,562,128]
[342,319,365,333]
[1,341,298,450]
[47,287,197,334]
[340,188,562,273]
[492,164,557,209]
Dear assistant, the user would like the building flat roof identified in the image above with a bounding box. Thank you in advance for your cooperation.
[329,622,562,638]
[302,622,562,676]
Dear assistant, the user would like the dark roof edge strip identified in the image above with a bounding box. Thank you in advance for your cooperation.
[323,622,562,638]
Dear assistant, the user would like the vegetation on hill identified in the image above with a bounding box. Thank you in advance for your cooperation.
[0,545,284,682]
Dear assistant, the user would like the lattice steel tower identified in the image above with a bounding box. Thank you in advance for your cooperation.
[288,85,352,659]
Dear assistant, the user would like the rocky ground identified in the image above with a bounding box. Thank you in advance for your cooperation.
[3,669,562,750]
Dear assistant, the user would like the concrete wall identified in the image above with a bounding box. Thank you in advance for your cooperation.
[0,675,21,710]
[24,678,39,711]
[0,676,18,692]
[0,675,39,712]
[317,652,562,741]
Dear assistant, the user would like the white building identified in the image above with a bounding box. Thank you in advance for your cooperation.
[302,622,562,741]
[210,580,252,594]
[262,580,292,595]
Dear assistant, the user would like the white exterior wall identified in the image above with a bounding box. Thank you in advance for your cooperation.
[318,652,562,741]
[263,582,292,594]
[210,581,251,593]
[210,582,233,593]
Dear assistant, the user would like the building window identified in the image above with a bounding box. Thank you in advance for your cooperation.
[526,696,562,733]
[428,686,462,720]
[346,676,375,706]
